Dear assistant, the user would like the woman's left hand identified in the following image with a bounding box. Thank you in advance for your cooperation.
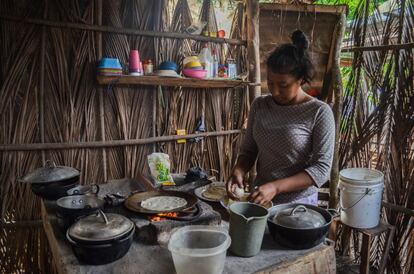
[249,182,279,205]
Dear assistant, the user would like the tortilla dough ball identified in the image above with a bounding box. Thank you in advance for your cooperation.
[234,186,245,198]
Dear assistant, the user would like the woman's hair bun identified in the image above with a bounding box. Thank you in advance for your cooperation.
[291,30,309,51]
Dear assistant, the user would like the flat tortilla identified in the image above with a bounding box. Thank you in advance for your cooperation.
[202,185,227,200]
[141,196,187,211]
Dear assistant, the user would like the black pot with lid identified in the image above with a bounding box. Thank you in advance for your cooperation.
[18,160,81,200]
[66,210,135,265]
[267,203,338,249]
[273,205,326,229]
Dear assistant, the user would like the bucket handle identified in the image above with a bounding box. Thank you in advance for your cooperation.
[339,188,372,212]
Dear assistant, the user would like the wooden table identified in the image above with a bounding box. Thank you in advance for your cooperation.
[41,179,336,274]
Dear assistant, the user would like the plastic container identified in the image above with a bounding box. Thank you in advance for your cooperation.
[168,225,231,274]
[227,58,237,79]
[338,168,384,229]
[212,50,219,78]
[198,44,213,78]
[97,58,122,69]
[182,69,207,79]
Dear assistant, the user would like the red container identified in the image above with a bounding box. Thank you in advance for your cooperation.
[129,50,140,71]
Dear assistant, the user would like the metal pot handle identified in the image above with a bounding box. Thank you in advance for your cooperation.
[286,205,307,216]
[327,208,339,218]
[44,160,57,168]
[97,210,109,225]
[91,184,100,194]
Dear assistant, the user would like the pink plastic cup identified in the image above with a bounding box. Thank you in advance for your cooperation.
[129,50,140,70]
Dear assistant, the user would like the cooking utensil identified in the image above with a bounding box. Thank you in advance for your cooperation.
[124,190,198,214]
[68,210,134,243]
[267,203,338,249]
[220,194,273,211]
[56,195,105,231]
[30,178,79,200]
[194,182,226,202]
[18,160,80,184]
[57,195,105,214]
[18,160,81,200]
[229,202,269,257]
[272,205,326,229]
[66,184,99,196]
[66,210,134,265]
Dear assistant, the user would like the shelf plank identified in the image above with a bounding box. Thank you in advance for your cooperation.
[96,75,249,89]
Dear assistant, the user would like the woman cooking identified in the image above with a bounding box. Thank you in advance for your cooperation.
[226,30,335,206]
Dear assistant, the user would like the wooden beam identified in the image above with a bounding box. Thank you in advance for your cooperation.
[96,75,249,89]
[341,42,414,52]
[329,13,346,208]
[0,130,242,151]
[382,201,414,217]
[0,14,246,46]
[96,0,107,181]
[260,3,347,15]
[0,220,43,228]
[246,0,261,102]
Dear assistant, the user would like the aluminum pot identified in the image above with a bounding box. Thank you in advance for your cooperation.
[267,203,337,249]
[66,210,134,265]
[56,195,105,231]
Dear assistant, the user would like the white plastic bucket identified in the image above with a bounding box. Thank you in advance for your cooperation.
[168,225,231,274]
[338,168,384,228]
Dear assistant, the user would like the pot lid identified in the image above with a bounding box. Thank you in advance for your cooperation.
[68,211,134,243]
[19,160,80,184]
[56,195,105,210]
[273,205,326,229]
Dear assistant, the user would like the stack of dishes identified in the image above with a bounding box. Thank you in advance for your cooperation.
[154,61,181,78]
[182,56,207,79]
[97,58,123,76]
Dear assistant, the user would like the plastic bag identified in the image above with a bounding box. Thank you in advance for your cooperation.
[185,21,207,35]
[147,153,174,186]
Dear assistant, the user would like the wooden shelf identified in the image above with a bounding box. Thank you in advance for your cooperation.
[96,75,249,89]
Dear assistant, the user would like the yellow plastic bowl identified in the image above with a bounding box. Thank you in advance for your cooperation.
[184,61,202,69]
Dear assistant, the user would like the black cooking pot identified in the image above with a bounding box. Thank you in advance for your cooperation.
[18,160,81,200]
[66,210,134,265]
[267,203,337,249]
[30,177,80,200]
[56,195,105,231]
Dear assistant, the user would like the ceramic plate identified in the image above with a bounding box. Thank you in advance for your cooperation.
[194,181,226,202]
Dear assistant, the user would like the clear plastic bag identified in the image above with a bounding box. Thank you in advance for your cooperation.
[147,153,174,186]
[185,21,207,35]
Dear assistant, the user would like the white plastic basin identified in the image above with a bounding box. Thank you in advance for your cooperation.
[168,225,231,274]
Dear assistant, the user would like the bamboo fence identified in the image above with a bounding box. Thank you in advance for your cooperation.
[0,0,248,272]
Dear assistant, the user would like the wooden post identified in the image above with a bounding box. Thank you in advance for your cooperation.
[152,88,157,152]
[360,234,372,274]
[329,13,346,208]
[201,89,206,167]
[246,0,261,103]
[39,2,48,164]
[96,0,107,181]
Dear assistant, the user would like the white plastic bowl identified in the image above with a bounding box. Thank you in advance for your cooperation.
[168,225,231,274]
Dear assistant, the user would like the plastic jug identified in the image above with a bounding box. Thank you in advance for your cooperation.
[198,44,213,78]
[229,202,269,257]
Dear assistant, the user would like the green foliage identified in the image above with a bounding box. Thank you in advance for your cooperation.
[314,0,388,19]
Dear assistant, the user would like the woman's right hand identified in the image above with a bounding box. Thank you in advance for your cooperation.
[226,170,245,200]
